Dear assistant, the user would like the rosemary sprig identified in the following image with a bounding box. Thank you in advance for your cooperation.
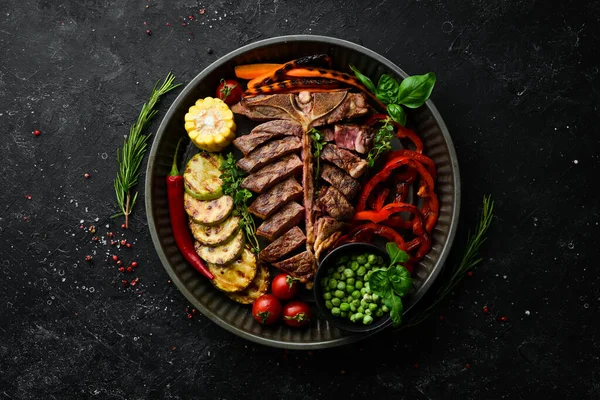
[403,195,495,328]
[366,117,395,167]
[113,72,181,228]
[219,153,260,253]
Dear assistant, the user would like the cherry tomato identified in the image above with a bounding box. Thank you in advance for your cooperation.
[252,294,282,325]
[216,79,243,105]
[283,301,311,328]
[271,274,300,300]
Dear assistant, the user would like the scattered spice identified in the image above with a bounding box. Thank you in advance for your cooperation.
[131,261,138,268]
[126,266,133,273]
[465,363,471,369]
[199,8,206,14]
[33,129,41,136]
[166,22,171,26]
[23,216,28,221]
[84,173,90,179]
[191,308,197,314]
[119,267,125,273]
[467,271,473,277]
[85,255,92,262]
[92,236,99,242]
[117,260,122,266]
[187,313,193,319]
[146,29,152,35]
[130,277,140,286]
[120,239,127,246]
[110,240,116,246]
[483,306,489,314]
[112,255,119,261]
[498,316,508,322]
[89,225,96,233]
[107,232,114,238]
[167,279,172,284]
[122,279,129,287]
[181,22,187,27]
[25,194,32,200]
[188,15,194,20]
[170,346,177,351]
[126,243,132,248]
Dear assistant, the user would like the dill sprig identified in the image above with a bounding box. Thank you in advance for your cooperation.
[113,72,181,228]
[219,153,260,253]
[403,195,495,328]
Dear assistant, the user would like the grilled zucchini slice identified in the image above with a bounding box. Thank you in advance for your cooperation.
[207,246,257,292]
[184,192,233,225]
[183,152,224,200]
[189,215,240,246]
[227,263,270,304]
[195,229,245,265]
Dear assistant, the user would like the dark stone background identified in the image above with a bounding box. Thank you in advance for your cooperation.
[1,0,598,398]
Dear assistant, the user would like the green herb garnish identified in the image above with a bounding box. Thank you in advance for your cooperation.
[366,117,395,167]
[219,153,260,253]
[309,128,326,188]
[368,242,413,327]
[350,66,436,126]
[404,195,495,327]
[113,72,181,228]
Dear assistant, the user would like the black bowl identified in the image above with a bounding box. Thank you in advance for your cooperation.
[314,243,393,333]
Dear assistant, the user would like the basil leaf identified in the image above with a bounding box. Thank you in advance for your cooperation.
[350,65,376,94]
[384,294,404,328]
[387,265,413,296]
[376,74,400,104]
[396,72,436,109]
[368,268,392,299]
[386,242,409,265]
[387,104,406,126]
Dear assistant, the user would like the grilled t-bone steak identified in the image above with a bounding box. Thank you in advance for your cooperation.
[256,201,304,242]
[248,177,303,219]
[233,120,302,155]
[333,124,374,154]
[241,154,302,193]
[321,144,368,179]
[320,164,360,200]
[318,186,355,220]
[313,217,346,260]
[259,227,307,263]
[232,90,370,284]
[237,136,302,173]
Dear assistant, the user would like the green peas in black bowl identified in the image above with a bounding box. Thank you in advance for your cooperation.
[313,243,391,333]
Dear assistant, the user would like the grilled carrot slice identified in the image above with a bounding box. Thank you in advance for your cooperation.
[243,78,341,98]
[235,63,282,80]
[247,54,333,88]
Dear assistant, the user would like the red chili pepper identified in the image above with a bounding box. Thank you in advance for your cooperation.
[166,140,214,280]
[394,125,423,153]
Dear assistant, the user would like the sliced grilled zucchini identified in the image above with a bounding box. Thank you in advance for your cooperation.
[227,263,270,304]
[184,152,224,200]
[194,229,245,265]
[189,215,240,246]
[207,246,257,292]
[184,192,233,225]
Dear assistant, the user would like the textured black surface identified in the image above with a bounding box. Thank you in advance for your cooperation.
[0,1,598,398]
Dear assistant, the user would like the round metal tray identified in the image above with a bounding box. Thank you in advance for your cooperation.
[145,35,460,349]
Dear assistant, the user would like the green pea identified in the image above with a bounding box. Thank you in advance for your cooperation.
[337,281,346,290]
[375,309,384,317]
[333,272,341,280]
[365,282,370,291]
[340,302,350,312]
[364,309,372,316]
[367,254,377,264]
[345,285,354,294]
[351,290,361,299]
[331,297,341,307]
[351,254,358,260]
[357,306,365,314]
[323,292,332,300]
[331,307,341,316]
[363,294,373,303]
[363,315,374,325]
[351,299,360,308]
[350,261,359,271]
[364,262,371,270]
[357,255,367,264]
[354,312,364,321]
[369,303,378,311]
[357,267,366,277]
[340,311,348,318]
[343,269,354,279]
[346,277,355,286]
[372,293,380,302]
[355,281,363,290]
[325,300,333,310]
[350,304,357,312]
[336,265,345,273]
[360,287,368,295]
[346,295,354,303]
[339,255,349,264]
[364,271,371,281]
[334,290,345,298]
[382,305,389,312]
[328,279,337,289]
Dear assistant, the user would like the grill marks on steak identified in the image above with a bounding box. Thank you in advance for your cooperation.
[259,227,307,263]
[318,186,355,220]
[233,120,302,155]
[313,217,346,260]
[241,154,302,194]
[320,164,360,200]
[248,177,303,219]
[272,251,315,283]
[321,144,368,179]
[237,136,302,173]
[256,201,305,241]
